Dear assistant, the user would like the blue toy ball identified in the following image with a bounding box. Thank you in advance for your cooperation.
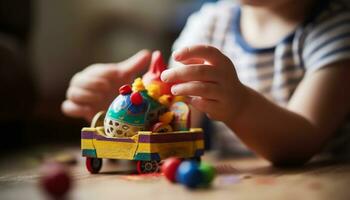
[176,161,202,188]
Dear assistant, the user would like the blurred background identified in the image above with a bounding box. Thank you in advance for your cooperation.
[0,0,218,153]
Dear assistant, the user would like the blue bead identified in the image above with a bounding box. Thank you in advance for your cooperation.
[176,161,202,188]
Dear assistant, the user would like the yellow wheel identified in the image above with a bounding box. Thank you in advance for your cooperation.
[90,111,106,128]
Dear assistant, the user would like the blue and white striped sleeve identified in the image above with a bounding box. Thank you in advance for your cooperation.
[171,3,218,52]
[302,10,350,74]
[169,3,218,67]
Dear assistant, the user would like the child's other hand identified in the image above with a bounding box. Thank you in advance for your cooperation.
[62,50,151,122]
[161,45,248,123]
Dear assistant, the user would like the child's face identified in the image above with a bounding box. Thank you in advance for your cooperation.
[238,0,292,7]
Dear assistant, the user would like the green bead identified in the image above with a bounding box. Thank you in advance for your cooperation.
[199,162,216,186]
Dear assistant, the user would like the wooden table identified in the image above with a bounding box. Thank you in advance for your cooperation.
[1,147,350,200]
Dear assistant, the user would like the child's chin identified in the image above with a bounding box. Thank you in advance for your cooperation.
[238,0,275,7]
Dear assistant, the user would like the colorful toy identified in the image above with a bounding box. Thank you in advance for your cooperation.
[40,162,72,198]
[161,157,182,182]
[81,51,204,174]
[176,160,202,188]
[161,157,216,189]
[198,163,216,186]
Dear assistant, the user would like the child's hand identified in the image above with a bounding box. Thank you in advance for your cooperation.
[161,45,248,123]
[62,50,151,121]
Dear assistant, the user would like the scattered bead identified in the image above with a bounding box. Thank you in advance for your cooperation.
[176,160,202,189]
[161,157,182,183]
[199,162,216,186]
[40,162,72,198]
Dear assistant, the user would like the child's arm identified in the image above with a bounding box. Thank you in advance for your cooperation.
[161,45,350,165]
[62,50,151,121]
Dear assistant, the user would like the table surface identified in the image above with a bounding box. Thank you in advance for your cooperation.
[1,147,350,200]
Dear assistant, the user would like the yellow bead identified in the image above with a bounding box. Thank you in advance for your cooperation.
[146,83,161,100]
[173,96,186,103]
[158,95,172,106]
[159,111,174,124]
[132,78,145,92]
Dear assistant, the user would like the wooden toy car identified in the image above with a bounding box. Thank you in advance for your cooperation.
[81,112,204,174]
[81,51,204,174]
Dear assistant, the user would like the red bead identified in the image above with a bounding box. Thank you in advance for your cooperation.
[119,84,132,95]
[130,92,143,105]
[40,162,72,198]
[161,157,182,183]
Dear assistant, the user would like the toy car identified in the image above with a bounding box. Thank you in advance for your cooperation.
[81,112,204,174]
[81,51,204,174]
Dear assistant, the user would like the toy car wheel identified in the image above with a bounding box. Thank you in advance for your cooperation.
[90,111,106,128]
[151,122,173,133]
[86,157,102,174]
[136,160,160,174]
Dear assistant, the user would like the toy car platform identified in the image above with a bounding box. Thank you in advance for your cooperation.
[81,112,204,174]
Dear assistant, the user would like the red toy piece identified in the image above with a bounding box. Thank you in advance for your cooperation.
[119,84,132,95]
[161,157,182,183]
[40,162,72,198]
[142,51,173,95]
[130,92,143,105]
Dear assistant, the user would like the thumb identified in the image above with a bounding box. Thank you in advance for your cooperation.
[119,50,152,76]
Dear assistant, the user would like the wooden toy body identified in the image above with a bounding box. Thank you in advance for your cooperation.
[81,127,204,161]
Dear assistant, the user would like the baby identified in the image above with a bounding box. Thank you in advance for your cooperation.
[62,0,350,165]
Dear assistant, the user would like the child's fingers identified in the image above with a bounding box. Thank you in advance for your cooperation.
[173,45,227,66]
[61,100,95,120]
[189,97,218,118]
[70,75,112,93]
[66,86,103,104]
[161,64,217,83]
[171,81,220,100]
[119,49,152,76]
[84,50,151,81]
[83,64,121,80]
[177,58,205,65]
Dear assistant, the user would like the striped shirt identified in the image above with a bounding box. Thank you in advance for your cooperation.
[170,0,350,156]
